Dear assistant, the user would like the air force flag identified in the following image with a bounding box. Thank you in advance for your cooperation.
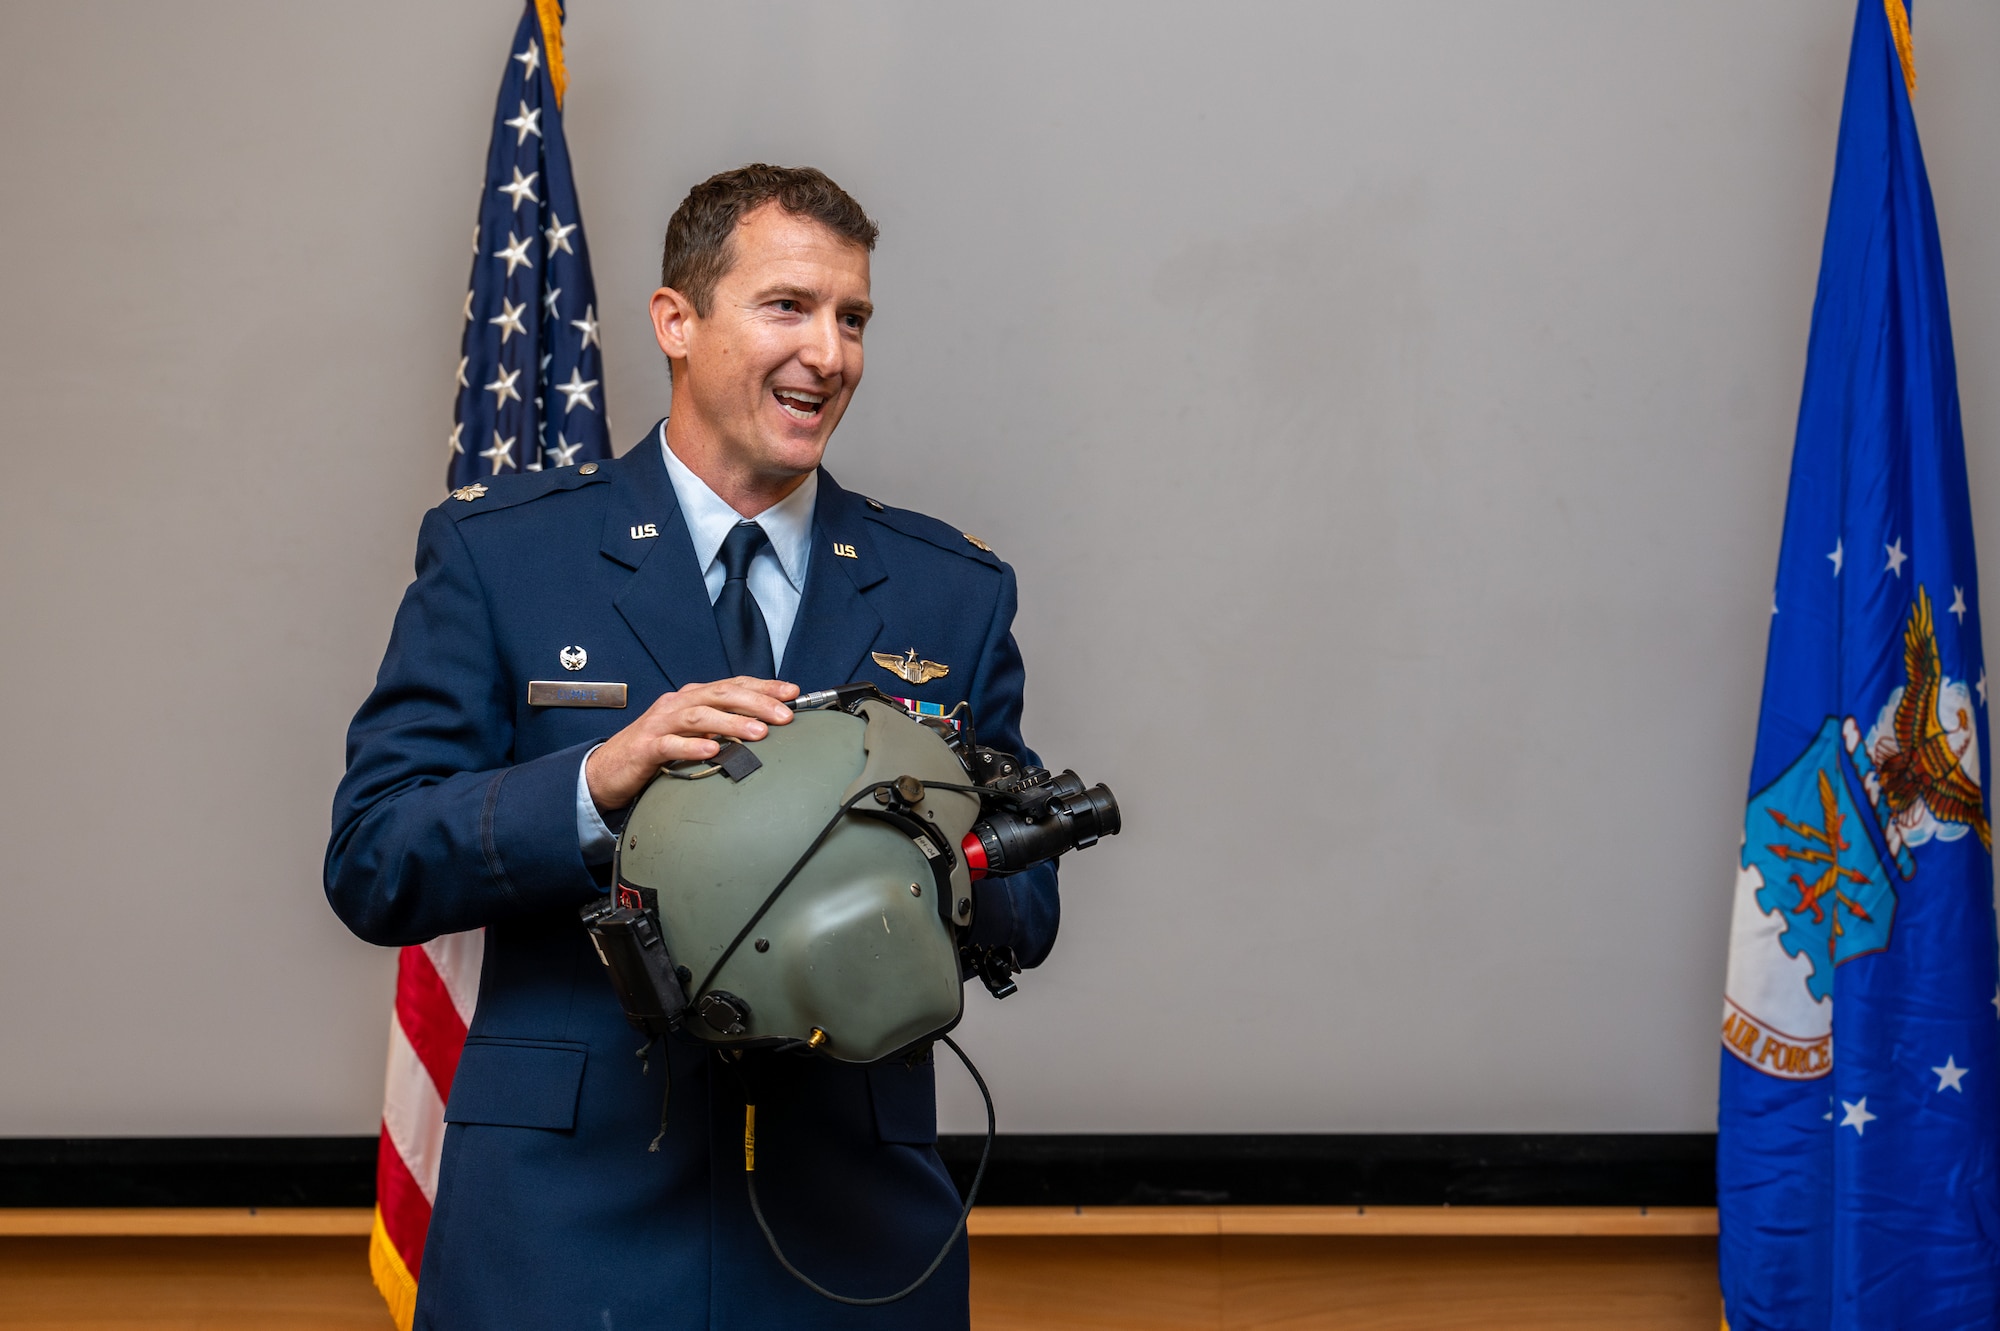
[1719,2,2000,1327]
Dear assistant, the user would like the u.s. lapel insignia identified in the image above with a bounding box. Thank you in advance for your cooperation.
[873,648,950,685]
[559,645,588,671]
[451,483,489,502]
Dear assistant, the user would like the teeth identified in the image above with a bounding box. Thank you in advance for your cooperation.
[774,390,826,421]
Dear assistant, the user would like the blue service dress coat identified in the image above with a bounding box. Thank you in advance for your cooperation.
[325,430,1060,1330]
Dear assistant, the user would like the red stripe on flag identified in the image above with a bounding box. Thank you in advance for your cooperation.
[395,945,469,1098]
[376,1120,435,1280]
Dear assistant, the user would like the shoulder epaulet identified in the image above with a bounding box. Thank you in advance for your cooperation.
[440,461,611,521]
[858,496,1003,568]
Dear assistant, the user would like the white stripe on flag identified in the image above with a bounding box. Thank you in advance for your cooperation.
[383,1014,448,1203]
[422,929,485,1028]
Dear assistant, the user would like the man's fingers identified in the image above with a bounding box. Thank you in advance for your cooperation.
[591,678,802,808]
[718,675,799,698]
[655,734,722,764]
[686,681,796,723]
[677,705,773,741]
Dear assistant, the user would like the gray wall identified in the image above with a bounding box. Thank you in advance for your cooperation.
[5,1,1999,1136]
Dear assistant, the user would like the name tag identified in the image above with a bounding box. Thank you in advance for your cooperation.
[527,681,629,709]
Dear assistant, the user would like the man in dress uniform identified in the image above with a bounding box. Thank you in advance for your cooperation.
[327,165,1060,1329]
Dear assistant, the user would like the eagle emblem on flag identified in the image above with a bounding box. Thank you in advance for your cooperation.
[1866,587,1990,851]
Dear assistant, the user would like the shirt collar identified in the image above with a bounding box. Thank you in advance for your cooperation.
[658,421,817,592]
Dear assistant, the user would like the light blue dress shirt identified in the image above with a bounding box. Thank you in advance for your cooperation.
[576,422,818,862]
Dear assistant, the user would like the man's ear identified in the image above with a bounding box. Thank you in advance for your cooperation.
[650,287,697,363]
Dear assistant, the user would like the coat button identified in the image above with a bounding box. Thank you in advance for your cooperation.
[578,462,598,475]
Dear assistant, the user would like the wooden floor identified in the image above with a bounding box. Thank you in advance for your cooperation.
[0,1214,1720,1330]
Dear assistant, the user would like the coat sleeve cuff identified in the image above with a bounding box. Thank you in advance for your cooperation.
[576,744,619,868]
[484,740,609,913]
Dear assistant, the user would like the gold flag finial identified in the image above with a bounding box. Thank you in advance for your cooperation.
[533,0,569,108]
[1883,0,1916,97]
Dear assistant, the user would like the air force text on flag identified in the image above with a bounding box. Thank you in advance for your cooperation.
[1719,2,2000,1327]
[449,0,610,489]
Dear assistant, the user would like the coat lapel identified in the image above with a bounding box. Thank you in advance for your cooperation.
[600,431,732,689]
[782,469,886,689]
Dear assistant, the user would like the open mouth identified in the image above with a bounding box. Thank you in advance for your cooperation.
[772,389,827,422]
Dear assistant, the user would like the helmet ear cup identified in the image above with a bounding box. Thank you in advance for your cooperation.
[773,830,965,1060]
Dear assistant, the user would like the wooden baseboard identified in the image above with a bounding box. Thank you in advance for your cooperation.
[0,1210,1721,1330]
[969,1205,1717,1237]
[0,1204,1718,1238]
[0,1208,374,1237]
[970,1234,1719,1331]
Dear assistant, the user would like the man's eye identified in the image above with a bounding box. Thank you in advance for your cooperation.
[843,314,865,331]
[775,299,798,313]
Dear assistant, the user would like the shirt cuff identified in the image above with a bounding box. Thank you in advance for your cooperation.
[577,744,618,868]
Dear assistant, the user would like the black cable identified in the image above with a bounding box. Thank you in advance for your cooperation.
[742,1035,995,1306]
[914,778,1030,809]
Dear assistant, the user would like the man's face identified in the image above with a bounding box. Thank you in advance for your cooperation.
[655,204,872,484]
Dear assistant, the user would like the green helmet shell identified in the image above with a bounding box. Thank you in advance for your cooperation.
[615,699,981,1064]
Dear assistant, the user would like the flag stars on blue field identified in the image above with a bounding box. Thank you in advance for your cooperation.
[1933,1057,1967,1092]
[1840,1098,1877,1135]
[556,368,598,413]
[504,101,541,144]
[1886,538,1908,577]
[491,297,527,342]
[448,6,608,492]
[494,231,534,277]
[1829,539,1845,575]
[1949,587,1968,623]
[480,430,516,474]
[485,366,521,408]
[1978,670,1987,706]
[499,167,539,211]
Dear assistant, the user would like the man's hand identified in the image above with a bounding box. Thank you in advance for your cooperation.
[586,677,799,813]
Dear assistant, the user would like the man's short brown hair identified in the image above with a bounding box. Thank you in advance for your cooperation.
[660,164,878,316]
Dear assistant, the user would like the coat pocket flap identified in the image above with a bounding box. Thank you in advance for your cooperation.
[444,1039,587,1131]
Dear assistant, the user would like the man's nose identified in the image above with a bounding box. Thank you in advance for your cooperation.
[796,310,845,377]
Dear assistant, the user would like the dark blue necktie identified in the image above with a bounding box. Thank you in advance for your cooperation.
[714,522,776,678]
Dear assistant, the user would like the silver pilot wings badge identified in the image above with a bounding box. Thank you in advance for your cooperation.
[873,648,950,686]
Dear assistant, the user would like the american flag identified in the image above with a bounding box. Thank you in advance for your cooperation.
[372,4,609,1324]
[448,0,610,487]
